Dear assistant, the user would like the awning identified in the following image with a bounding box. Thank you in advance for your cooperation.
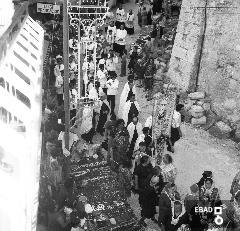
[29,0,63,4]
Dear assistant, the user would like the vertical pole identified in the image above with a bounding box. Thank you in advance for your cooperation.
[63,0,70,150]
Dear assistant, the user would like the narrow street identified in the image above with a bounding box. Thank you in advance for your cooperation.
[109,0,240,229]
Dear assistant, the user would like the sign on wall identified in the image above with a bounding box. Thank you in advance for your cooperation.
[37,3,60,14]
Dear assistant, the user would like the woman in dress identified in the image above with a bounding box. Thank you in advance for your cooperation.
[125,9,135,35]
[161,154,177,184]
[111,119,130,168]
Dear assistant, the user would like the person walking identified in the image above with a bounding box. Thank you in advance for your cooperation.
[106,72,119,116]
[127,117,143,159]
[141,7,148,26]
[125,9,135,35]
[120,49,127,77]
[118,75,137,119]
[122,94,141,126]
[96,94,110,136]
[167,104,184,153]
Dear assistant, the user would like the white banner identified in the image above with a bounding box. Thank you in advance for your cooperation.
[37,3,60,14]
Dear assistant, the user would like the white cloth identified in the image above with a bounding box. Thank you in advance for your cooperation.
[172,110,181,128]
[106,33,115,44]
[98,58,105,67]
[54,64,64,77]
[126,13,134,28]
[106,79,119,95]
[118,82,137,119]
[58,131,79,156]
[97,69,107,88]
[145,115,153,128]
[71,227,80,231]
[171,200,186,225]
[161,163,177,183]
[115,29,127,45]
[88,87,104,100]
[55,75,63,94]
[80,106,93,134]
[107,25,116,35]
[134,134,145,151]
[106,58,116,72]
[127,122,143,143]
[116,8,125,22]
[122,100,141,126]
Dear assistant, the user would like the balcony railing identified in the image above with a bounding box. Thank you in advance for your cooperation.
[0,2,29,65]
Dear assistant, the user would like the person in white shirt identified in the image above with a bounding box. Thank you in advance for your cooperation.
[55,68,64,106]
[107,21,117,36]
[113,24,127,57]
[106,30,115,47]
[97,64,108,94]
[115,4,125,29]
[167,104,184,153]
[106,54,117,75]
[106,73,119,115]
[125,9,135,35]
[127,117,143,158]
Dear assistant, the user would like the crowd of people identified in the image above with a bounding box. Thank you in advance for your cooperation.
[36,0,240,231]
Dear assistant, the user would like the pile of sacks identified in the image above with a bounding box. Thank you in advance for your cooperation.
[184,92,211,126]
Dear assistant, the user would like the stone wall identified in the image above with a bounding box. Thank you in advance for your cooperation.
[168,0,205,92]
[197,0,240,128]
[169,0,240,141]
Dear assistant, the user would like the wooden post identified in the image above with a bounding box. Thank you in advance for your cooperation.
[63,0,70,150]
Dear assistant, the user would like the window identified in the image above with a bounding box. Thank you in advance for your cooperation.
[16,90,31,108]
[12,86,15,96]
[14,66,31,85]
[0,107,8,123]
[14,51,29,67]
[6,82,9,92]
[0,77,5,88]
[20,33,28,41]
[17,41,28,52]
[30,42,38,51]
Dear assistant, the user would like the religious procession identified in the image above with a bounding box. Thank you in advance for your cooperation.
[32,0,240,231]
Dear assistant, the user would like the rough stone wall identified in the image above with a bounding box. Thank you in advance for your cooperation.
[169,0,240,134]
[168,0,205,92]
[197,0,240,126]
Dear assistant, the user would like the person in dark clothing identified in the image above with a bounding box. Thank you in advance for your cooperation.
[56,178,75,209]
[139,166,163,226]
[134,155,153,209]
[165,201,189,231]
[96,94,110,136]
[197,171,213,188]
[158,183,180,231]
[184,184,199,216]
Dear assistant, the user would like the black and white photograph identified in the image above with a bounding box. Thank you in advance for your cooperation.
[0,0,240,230]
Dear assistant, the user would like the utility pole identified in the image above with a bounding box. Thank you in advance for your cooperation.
[63,0,70,150]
